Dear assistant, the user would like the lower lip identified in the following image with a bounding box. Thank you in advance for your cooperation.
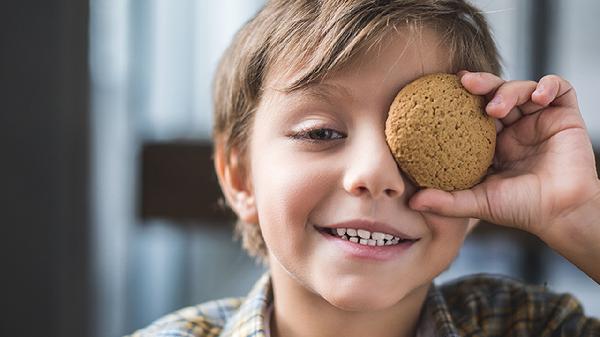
[316,227,418,262]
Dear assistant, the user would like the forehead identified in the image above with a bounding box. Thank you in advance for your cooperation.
[262,27,450,106]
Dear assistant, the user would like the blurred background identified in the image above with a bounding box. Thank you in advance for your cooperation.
[2,0,599,336]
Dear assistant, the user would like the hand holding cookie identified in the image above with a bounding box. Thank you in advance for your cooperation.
[405,71,600,281]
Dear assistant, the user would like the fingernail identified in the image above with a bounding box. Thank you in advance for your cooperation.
[488,95,502,106]
[413,204,431,212]
[494,119,503,133]
[534,84,545,95]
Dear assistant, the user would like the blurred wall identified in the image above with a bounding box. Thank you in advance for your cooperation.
[0,1,90,337]
[552,0,600,144]
[89,1,267,336]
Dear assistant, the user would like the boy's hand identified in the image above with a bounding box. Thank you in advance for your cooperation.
[409,71,600,281]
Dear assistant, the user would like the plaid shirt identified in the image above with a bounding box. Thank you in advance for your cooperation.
[127,272,600,337]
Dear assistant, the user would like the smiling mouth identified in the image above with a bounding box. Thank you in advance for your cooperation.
[316,226,419,247]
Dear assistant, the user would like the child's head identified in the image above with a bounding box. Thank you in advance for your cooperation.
[213,0,500,310]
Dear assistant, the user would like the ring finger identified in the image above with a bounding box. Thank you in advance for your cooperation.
[485,80,538,126]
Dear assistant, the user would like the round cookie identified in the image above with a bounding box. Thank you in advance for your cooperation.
[385,73,496,191]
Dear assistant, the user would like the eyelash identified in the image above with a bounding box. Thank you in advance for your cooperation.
[290,127,346,143]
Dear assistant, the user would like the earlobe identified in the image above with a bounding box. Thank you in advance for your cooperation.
[234,191,258,224]
[213,141,258,224]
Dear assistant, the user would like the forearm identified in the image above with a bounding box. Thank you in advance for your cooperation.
[543,182,600,284]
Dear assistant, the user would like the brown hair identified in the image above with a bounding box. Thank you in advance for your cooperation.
[212,0,502,264]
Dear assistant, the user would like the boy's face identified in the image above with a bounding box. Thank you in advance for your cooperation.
[233,28,477,311]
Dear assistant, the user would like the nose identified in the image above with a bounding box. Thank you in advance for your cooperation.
[342,132,408,199]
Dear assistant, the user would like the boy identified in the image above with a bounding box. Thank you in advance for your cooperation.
[130,0,600,336]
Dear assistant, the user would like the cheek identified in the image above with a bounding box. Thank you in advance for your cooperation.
[250,145,336,240]
[421,212,470,267]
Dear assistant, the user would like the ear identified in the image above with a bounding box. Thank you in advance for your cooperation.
[213,141,258,224]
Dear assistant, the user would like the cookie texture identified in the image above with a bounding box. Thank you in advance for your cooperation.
[385,73,496,191]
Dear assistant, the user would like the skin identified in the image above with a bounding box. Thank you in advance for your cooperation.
[215,28,600,337]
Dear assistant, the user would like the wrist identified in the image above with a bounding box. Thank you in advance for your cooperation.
[540,181,600,282]
[543,180,600,256]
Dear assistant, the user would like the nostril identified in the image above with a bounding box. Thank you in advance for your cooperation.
[354,186,368,195]
[385,188,399,198]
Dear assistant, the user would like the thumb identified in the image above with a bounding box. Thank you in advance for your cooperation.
[409,187,490,220]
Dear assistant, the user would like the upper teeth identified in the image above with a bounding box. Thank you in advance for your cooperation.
[331,228,411,246]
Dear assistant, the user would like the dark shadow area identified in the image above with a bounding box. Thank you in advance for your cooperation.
[0,1,90,337]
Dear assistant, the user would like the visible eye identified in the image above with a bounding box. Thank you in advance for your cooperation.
[290,127,346,143]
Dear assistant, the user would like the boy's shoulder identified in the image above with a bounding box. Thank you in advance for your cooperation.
[126,272,273,337]
[439,272,562,301]
[434,273,599,336]
[126,297,244,337]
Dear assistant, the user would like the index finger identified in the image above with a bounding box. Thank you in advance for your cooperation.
[458,71,505,99]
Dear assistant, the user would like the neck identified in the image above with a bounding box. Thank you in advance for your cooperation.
[268,261,430,337]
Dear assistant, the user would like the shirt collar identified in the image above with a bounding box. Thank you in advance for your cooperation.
[220,271,460,337]
[418,283,461,337]
[219,271,273,337]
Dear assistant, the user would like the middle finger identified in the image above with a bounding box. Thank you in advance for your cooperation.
[484,79,538,120]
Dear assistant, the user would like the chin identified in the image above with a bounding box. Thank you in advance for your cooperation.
[323,292,401,312]
[319,278,407,312]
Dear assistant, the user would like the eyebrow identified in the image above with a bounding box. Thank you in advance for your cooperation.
[287,82,353,105]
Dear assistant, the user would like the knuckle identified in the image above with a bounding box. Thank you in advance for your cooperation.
[502,79,535,91]
[481,72,503,84]
[525,80,538,88]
